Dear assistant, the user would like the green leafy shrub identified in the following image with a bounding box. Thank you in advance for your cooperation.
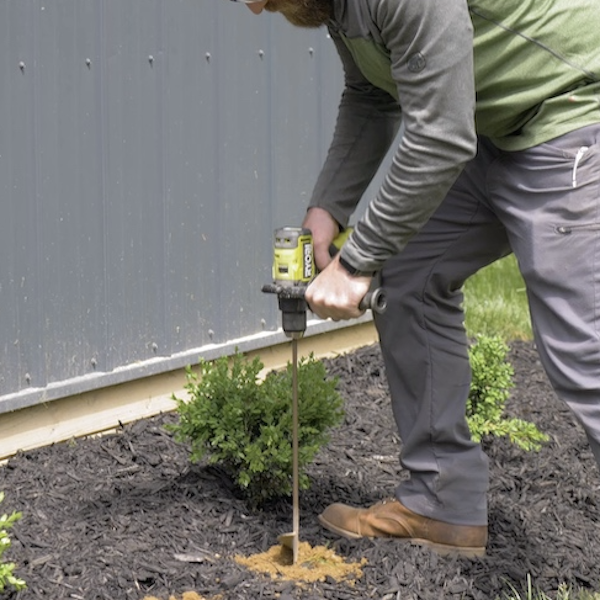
[467,335,549,451]
[169,351,344,507]
[0,492,26,592]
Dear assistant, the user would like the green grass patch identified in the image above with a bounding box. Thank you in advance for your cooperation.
[501,576,600,600]
[464,254,532,341]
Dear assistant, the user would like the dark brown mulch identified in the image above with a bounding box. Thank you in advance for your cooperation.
[1,340,599,600]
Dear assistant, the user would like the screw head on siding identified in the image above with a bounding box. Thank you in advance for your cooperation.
[90,357,98,369]
[24,372,31,384]
[19,61,26,72]
[85,58,92,69]
[205,52,211,62]
[258,50,265,60]
[151,342,159,353]
[148,55,154,66]
[308,47,314,56]
[208,329,215,340]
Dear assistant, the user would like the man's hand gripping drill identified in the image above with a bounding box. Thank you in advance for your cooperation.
[303,207,375,322]
[262,208,386,338]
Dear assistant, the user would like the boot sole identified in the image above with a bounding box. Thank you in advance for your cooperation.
[318,514,486,559]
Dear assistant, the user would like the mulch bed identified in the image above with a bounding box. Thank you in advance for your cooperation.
[1,340,599,600]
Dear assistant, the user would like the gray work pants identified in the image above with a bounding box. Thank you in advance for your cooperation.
[374,124,600,526]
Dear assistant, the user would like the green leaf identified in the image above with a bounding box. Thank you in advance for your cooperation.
[467,335,547,453]
[0,493,26,592]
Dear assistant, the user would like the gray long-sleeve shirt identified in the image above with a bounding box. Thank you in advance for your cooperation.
[310,0,600,273]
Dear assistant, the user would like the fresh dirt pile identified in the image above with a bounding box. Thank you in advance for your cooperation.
[140,537,366,600]
[234,542,366,584]
[0,340,599,600]
[143,592,212,600]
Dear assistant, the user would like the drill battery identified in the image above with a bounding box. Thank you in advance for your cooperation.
[272,227,314,287]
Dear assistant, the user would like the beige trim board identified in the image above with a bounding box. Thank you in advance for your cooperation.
[0,322,379,462]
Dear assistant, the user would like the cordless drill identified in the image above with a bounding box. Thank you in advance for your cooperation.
[261,226,386,338]
[261,226,386,563]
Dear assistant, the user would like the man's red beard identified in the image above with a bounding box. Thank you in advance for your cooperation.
[265,0,333,28]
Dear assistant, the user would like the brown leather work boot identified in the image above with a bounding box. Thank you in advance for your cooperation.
[318,498,487,558]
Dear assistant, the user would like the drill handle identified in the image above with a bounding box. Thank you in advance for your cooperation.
[327,229,387,314]
[359,287,387,314]
[261,283,386,315]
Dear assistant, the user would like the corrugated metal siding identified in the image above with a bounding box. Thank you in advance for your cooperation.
[0,1,385,412]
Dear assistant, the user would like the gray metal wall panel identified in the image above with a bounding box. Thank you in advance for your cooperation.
[0,1,384,411]
[36,2,109,384]
[1,1,45,393]
[101,3,167,370]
